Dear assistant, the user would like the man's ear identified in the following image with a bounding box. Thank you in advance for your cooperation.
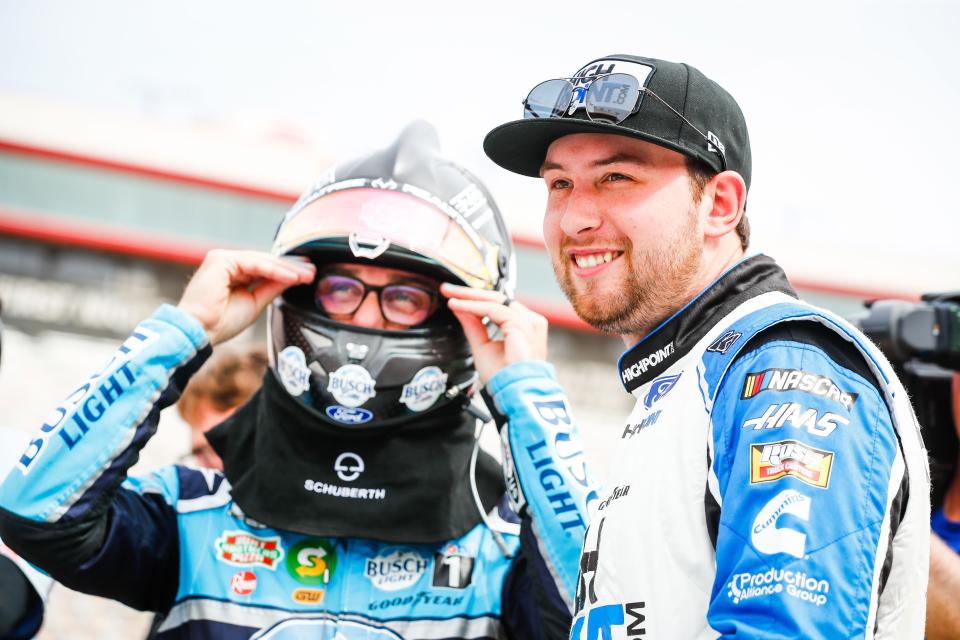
[702,171,747,239]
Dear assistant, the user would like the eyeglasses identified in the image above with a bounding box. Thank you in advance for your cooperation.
[315,274,439,327]
[522,72,727,170]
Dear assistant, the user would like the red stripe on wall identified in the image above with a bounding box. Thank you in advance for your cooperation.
[0,137,921,303]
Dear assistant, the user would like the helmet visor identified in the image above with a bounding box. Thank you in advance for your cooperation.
[273,188,497,289]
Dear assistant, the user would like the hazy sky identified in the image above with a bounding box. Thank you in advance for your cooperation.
[0,0,957,292]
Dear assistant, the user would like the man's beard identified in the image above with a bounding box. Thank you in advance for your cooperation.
[553,210,702,336]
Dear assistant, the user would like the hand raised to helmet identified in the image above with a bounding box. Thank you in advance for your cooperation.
[441,283,548,386]
[178,250,315,346]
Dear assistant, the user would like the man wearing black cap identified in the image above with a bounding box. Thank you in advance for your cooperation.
[484,55,930,638]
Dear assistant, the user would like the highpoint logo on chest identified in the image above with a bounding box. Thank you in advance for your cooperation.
[621,342,675,384]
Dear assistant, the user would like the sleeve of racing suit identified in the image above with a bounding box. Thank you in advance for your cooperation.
[483,361,601,639]
[0,304,211,612]
[706,336,906,637]
[0,553,37,639]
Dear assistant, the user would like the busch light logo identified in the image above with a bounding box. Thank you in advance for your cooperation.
[325,406,374,425]
[643,372,682,409]
[278,346,310,397]
[400,367,448,412]
[327,364,376,408]
[365,549,429,592]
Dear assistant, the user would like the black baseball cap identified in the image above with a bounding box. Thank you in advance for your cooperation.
[483,54,751,190]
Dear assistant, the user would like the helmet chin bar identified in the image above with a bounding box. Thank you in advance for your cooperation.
[268,298,475,430]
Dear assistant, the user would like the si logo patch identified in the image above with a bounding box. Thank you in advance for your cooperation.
[432,544,475,589]
[285,538,337,586]
[215,532,284,570]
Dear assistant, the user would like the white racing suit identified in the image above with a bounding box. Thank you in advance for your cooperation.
[571,255,929,639]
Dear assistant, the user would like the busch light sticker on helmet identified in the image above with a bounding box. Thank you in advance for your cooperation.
[327,364,376,408]
[400,366,449,413]
[569,58,655,115]
[277,346,311,397]
[325,406,374,425]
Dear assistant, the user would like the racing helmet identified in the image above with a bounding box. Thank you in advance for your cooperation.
[268,121,515,429]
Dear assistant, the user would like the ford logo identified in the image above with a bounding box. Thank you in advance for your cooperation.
[326,405,374,425]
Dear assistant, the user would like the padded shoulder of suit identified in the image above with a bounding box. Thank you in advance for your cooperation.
[734,320,882,396]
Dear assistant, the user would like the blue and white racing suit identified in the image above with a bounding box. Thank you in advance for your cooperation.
[570,255,930,639]
[0,304,599,639]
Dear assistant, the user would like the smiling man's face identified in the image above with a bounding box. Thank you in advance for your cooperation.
[541,133,706,340]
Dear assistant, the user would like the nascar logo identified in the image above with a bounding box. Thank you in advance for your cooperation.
[741,369,857,411]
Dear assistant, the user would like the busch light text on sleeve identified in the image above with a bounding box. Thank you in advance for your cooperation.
[17,329,155,474]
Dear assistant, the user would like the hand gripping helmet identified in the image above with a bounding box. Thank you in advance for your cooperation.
[268,121,514,428]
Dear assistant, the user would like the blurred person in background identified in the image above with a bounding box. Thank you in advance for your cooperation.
[931,374,960,552]
[0,435,52,640]
[926,373,960,640]
[0,122,598,639]
[0,306,53,640]
[176,344,268,471]
[483,54,930,637]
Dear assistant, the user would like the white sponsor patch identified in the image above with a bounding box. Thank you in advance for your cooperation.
[727,568,830,607]
[364,549,430,592]
[327,364,376,408]
[400,366,448,412]
[277,346,311,397]
[568,57,656,115]
[751,489,811,558]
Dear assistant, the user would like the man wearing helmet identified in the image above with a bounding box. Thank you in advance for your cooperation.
[0,123,598,639]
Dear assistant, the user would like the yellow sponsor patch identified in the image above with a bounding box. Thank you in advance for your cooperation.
[292,588,325,605]
[750,440,834,489]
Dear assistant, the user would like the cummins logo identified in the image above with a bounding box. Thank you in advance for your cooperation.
[621,342,675,384]
[751,489,811,558]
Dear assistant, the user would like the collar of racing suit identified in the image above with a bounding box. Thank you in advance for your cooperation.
[206,370,505,543]
[617,254,798,393]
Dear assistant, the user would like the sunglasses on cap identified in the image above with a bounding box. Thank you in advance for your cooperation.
[315,274,440,327]
[522,72,727,170]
